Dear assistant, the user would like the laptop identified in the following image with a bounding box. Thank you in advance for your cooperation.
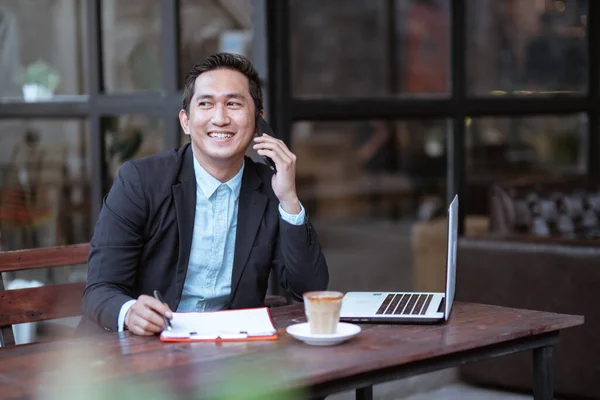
[339,195,458,324]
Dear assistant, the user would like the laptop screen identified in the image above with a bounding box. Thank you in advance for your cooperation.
[444,195,459,320]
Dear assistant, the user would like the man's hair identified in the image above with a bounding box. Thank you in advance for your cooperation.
[181,53,263,115]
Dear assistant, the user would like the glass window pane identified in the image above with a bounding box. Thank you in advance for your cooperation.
[395,0,450,95]
[466,114,587,215]
[0,0,87,101]
[101,0,162,93]
[290,0,450,98]
[0,119,91,250]
[467,0,588,96]
[179,0,253,89]
[104,116,165,192]
[292,119,449,292]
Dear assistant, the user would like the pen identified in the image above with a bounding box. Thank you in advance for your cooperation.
[153,290,172,331]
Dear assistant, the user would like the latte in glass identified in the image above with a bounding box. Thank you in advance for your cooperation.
[303,291,344,334]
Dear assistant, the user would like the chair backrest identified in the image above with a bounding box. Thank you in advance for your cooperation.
[0,243,89,347]
[0,243,288,347]
[489,176,600,238]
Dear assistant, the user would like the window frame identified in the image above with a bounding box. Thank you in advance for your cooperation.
[0,0,597,237]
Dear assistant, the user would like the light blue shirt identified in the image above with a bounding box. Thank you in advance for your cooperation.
[117,156,305,330]
[176,155,244,312]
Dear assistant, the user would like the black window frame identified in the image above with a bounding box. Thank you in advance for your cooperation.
[0,0,182,227]
[0,0,597,237]
[266,0,600,234]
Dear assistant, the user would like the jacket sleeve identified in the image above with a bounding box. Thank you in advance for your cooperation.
[82,161,147,331]
[275,214,329,300]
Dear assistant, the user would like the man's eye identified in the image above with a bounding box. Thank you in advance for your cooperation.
[198,102,211,107]
[228,102,241,107]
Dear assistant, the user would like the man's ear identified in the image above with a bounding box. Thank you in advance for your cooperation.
[179,109,190,135]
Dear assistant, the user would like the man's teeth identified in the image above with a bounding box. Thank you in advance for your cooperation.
[209,132,234,139]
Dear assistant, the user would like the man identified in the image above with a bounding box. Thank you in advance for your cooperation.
[79,53,329,336]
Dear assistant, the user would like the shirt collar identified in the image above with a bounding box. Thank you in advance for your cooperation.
[192,151,244,199]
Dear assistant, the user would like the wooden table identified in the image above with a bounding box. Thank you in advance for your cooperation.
[0,302,583,400]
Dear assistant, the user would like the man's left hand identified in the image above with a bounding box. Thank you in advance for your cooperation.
[253,134,301,214]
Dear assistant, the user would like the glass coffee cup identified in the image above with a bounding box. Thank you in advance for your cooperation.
[303,291,344,334]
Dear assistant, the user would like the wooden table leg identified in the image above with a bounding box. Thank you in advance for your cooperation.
[533,345,554,400]
[356,385,373,400]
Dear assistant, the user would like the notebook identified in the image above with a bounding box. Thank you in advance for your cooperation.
[339,195,458,323]
[160,307,278,342]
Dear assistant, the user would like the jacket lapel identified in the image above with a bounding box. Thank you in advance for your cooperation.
[172,145,196,306]
[230,161,267,301]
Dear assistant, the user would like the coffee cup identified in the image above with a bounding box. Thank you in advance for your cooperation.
[303,291,344,334]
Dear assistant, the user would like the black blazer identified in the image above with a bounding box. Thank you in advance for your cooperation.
[79,143,328,333]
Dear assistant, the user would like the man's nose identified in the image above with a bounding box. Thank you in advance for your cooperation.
[211,105,230,126]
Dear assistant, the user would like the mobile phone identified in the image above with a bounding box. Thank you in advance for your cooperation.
[255,115,277,172]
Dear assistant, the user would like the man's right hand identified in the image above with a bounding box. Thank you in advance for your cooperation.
[125,294,173,336]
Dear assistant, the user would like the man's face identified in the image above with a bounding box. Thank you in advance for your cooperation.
[180,68,257,168]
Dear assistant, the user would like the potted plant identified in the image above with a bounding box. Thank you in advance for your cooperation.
[21,60,60,101]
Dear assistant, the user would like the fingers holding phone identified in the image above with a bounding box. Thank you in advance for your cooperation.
[254,134,295,170]
[253,133,300,214]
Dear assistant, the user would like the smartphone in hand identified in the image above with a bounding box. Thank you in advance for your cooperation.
[255,115,277,173]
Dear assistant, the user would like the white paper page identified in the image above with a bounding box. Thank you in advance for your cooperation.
[161,307,276,339]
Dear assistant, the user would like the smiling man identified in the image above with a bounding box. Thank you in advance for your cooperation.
[79,53,329,336]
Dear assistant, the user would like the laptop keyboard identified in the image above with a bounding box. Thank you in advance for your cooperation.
[376,294,433,315]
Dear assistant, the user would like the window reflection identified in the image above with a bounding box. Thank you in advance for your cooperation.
[103,116,164,192]
[0,0,86,100]
[292,120,448,222]
[290,0,388,98]
[467,0,588,95]
[396,0,450,94]
[0,119,90,251]
[101,0,162,93]
[467,115,586,175]
[290,0,450,98]
[465,114,587,215]
[179,0,253,89]
[292,120,449,293]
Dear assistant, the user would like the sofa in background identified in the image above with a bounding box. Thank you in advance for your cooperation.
[456,176,600,399]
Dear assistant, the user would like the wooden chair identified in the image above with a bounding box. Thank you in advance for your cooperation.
[0,243,288,347]
[0,244,88,347]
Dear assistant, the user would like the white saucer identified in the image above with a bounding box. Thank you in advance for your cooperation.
[286,322,361,346]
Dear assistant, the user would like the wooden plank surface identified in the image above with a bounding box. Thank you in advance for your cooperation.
[0,283,85,326]
[0,244,89,272]
[0,302,584,399]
